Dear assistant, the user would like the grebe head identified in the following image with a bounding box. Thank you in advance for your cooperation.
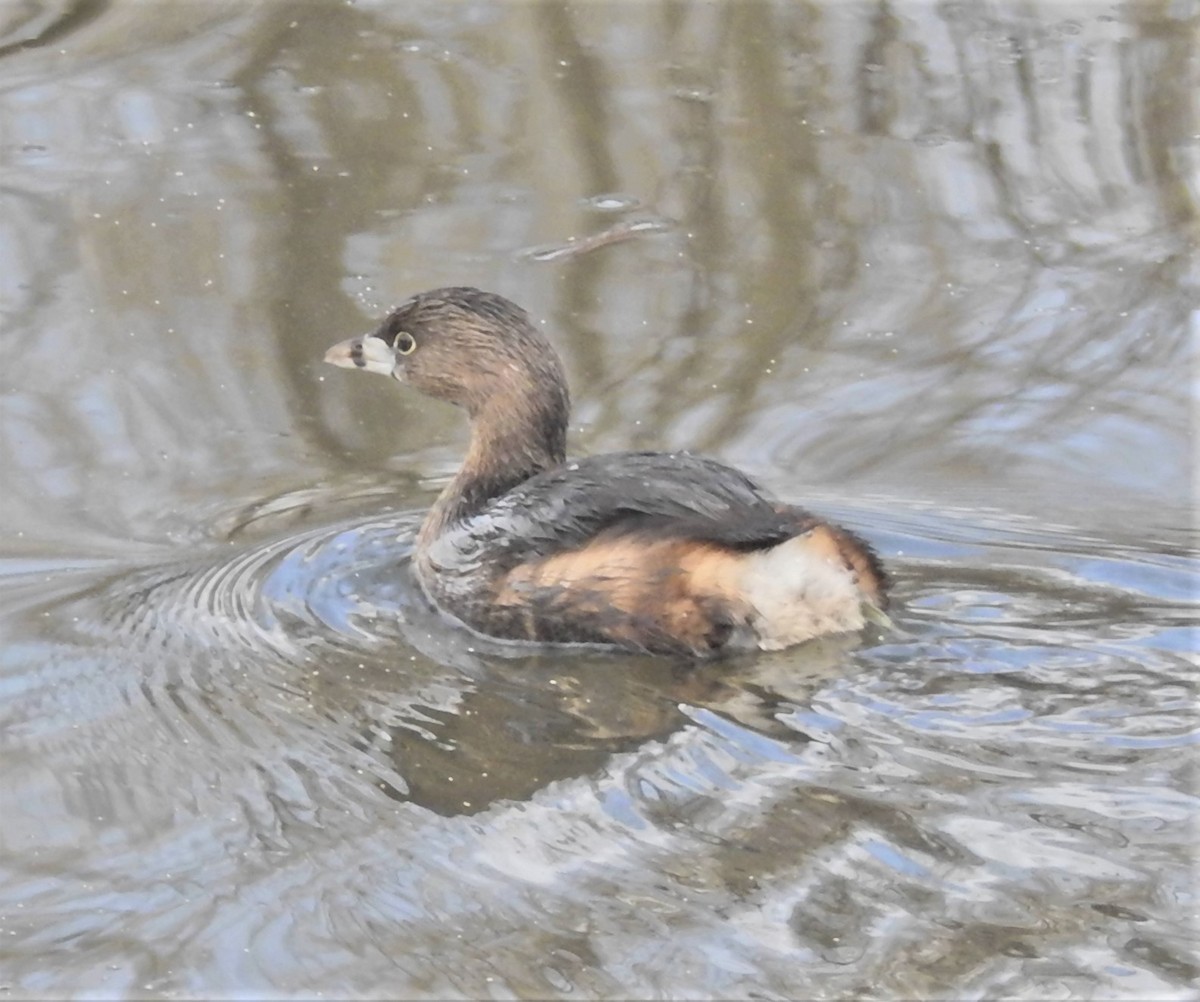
[326,285,568,470]
[325,287,568,421]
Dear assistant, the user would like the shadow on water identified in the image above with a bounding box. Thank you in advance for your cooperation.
[0,0,1196,998]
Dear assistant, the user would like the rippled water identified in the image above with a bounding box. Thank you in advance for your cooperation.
[1,1,1196,999]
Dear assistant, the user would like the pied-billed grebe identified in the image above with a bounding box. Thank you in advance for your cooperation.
[325,287,888,657]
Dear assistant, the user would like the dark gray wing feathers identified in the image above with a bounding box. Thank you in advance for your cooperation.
[447,451,812,569]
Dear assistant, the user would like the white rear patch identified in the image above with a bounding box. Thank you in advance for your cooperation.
[739,533,866,649]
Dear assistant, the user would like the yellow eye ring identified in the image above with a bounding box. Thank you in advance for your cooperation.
[395,332,416,355]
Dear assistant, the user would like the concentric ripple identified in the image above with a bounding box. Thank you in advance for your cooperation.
[1,490,1197,999]
[55,507,424,661]
[0,503,445,834]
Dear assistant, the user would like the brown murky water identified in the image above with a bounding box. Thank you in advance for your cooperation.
[0,1,1196,998]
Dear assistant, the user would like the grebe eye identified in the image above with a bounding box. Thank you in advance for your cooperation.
[394,331,416,355]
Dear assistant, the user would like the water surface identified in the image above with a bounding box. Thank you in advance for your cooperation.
[0,1,1196,998]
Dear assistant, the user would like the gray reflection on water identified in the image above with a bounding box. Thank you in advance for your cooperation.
[0,0,1196,999]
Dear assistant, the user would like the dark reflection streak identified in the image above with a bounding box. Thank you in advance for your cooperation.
[537,5,621,425]
[596,3,826,457]
[1118,42,1148,189]
[856,6,963,377]
[690,3,820,454]
[444,33,487,159]
[858,1,900,136]
[937,13,1059,271]
[1012,30,1043,152]
[226,6,401,468]
[0,0,109,59]
[661,0,727,325]
[1134,12,1198,230]
[615,3,729,451]
[234,27,347,462]
[535,6,620,194]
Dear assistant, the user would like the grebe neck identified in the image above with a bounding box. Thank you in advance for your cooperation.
[417,383,568,547]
